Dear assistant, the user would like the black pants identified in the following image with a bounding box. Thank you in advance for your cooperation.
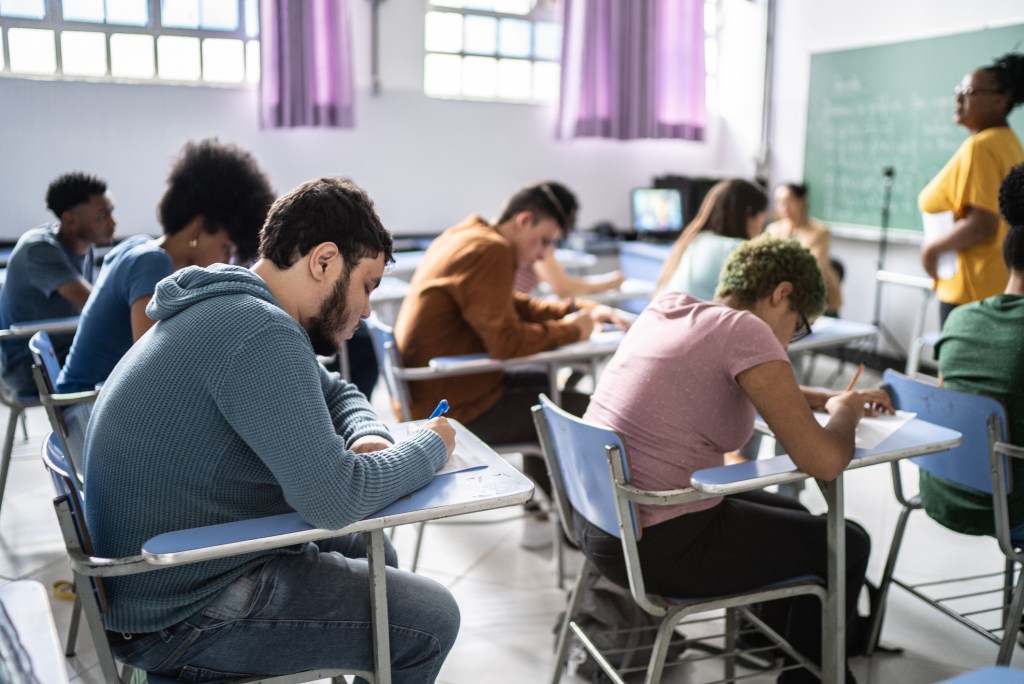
[465,367,590,498]
[576,489,870,683]
[938,300,960,329]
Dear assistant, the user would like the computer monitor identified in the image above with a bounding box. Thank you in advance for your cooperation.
[631,188,684,237]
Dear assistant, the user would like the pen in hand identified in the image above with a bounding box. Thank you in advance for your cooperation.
[845,363,866,392]
[428,399,450,419]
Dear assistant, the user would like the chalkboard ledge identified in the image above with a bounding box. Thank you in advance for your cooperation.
[829,224,923,245]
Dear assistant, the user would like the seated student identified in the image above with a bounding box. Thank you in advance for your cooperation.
[582,236,893,683]
[926,163,1024,542]
[514,241,625,297]
[766,182,843,315]
[0,173,115,395]
[56,139,273,393]
[653,178,767,299]
[84,177,459,681]
[393,181,625,545]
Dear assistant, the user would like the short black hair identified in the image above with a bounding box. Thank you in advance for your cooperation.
[259,177,394,273]
[495,181,579,233]
[157,139,275,264]
[1000,163,1024,271]
[45,172,107,218]
[985,52,1024,114]
[781,182,808,199]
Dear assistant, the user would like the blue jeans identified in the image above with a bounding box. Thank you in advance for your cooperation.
[111,534,460,682]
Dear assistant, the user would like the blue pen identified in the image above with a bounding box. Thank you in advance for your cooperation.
[428,399,449,419]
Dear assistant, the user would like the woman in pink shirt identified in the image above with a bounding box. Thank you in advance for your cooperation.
[583,236,892,683]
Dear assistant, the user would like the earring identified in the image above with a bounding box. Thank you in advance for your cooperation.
[189,236,198,249]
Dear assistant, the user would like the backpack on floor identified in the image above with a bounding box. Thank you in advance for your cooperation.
[554,572,685,683]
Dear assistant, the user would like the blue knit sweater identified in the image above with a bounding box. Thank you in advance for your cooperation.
[83,264,448,633]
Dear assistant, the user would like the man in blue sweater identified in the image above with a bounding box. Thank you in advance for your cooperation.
[83,178,458,681]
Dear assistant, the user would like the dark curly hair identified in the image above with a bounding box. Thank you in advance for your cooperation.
[1000,163,1024,271]
[45,172,107,218]
[715,235,826,318]
[985,52,1024,114]
[495,181,579,233]
[259,177,394,273]
[157,139,275,264]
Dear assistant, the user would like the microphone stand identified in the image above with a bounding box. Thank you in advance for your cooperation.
[871,167,906,358]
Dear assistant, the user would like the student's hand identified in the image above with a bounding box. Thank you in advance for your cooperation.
[414,416,456,461]
[565,309,595,339]
[351,435,394,454]
[852,389,895,416]
[588,305,630,331]
[920,243,941,279]
[824,391,867,423]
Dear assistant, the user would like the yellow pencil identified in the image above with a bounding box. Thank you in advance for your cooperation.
[846,363,866,392]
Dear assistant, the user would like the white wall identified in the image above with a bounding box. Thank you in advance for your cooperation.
[0,0,763,241]
[769,0,1024,356]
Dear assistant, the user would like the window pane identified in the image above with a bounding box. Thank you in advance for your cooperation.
[464,0,492,9]
[245,38,258,83]
[423,52,461,97]
[533,21,560,61]
[0,32,4,69]
[424,11,462,53]
[8,27,55,74]
[463,15,495,55]
[462,55,496,97]
[63,0,104,22]
[110,32,154,77]
[497,18,529,58]
[0,0,44,19]
[162,0,199,28]
[107,0,148,25]
[497,57,530,99]
[200,0,237,30]
[493,0,531,14]
[704,0,716,34]
[202,37,243,82]
[62,30,107,76]
[244,0,258,37]
[157,34,200,79]
[429,0,463,7]
[532,60,559,101]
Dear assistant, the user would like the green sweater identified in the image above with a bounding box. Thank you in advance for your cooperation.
[924,294,1024,536]
[83,264,448,633]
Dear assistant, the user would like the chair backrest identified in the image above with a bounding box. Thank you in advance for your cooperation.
[532,394,637,543]
[363,314,413,421]
[28,331,81,477]
[884,369,1008,494]
[28,330,62,390]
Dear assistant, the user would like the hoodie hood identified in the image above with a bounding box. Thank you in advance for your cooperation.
[146,264,278,322]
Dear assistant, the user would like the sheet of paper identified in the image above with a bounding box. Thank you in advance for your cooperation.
[921,211,958,280]
[400,426,487,476]
[812,409,917,450]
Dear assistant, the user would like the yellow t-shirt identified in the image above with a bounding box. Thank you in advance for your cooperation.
[919,126,1024,305]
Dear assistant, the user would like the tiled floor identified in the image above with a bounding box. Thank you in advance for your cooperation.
[4,357,1024,682]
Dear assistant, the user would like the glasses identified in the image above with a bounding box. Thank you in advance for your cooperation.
[954,84,1004,99]
[790,311,812,343]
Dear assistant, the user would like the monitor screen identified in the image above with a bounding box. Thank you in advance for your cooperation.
[631,188,684,233]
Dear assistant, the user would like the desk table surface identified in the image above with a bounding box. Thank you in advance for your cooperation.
[789,316,877,354]
[142,420,534,565]
[0,580,70,683]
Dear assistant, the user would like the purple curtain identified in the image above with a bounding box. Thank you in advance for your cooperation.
[259,0,354,128]
[556,0,705,141]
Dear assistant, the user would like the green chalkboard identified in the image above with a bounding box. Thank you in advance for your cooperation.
[803,24,1024,232]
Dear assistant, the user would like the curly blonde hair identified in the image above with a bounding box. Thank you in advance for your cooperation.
[715,235,826,317]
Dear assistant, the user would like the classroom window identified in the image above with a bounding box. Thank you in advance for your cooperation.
[423,0,563,104]
[0,0,258,85]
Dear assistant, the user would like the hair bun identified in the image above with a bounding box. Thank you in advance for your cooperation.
[1000,163,1024,227]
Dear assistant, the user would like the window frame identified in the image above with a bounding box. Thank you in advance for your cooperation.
[0,0,257,86]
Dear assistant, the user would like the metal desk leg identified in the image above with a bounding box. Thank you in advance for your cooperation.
[820,475,845,684]
[366,529,391,684]
[547,365,562,406]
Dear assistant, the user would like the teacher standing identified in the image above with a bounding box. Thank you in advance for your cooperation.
[919,52,1024,327]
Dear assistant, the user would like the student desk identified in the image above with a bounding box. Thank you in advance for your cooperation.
[425,329,626,405]
[388,248,598,282]
[690,418,962,684]
[142,420,534,684]
[789,316,877,354]
[370,276,411,325]
[0,315,80,340]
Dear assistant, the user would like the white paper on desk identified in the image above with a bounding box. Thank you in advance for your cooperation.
[921,211,958,280]
[402,427,487,476]
[812,410,917,449]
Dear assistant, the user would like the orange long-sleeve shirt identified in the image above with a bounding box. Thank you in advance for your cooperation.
[393,215,582,422]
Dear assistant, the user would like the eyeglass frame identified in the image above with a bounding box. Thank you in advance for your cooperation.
[790,310,813,343]
[954,84,1005,99]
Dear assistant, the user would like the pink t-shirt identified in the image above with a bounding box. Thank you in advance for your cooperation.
[584,294,790,528]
